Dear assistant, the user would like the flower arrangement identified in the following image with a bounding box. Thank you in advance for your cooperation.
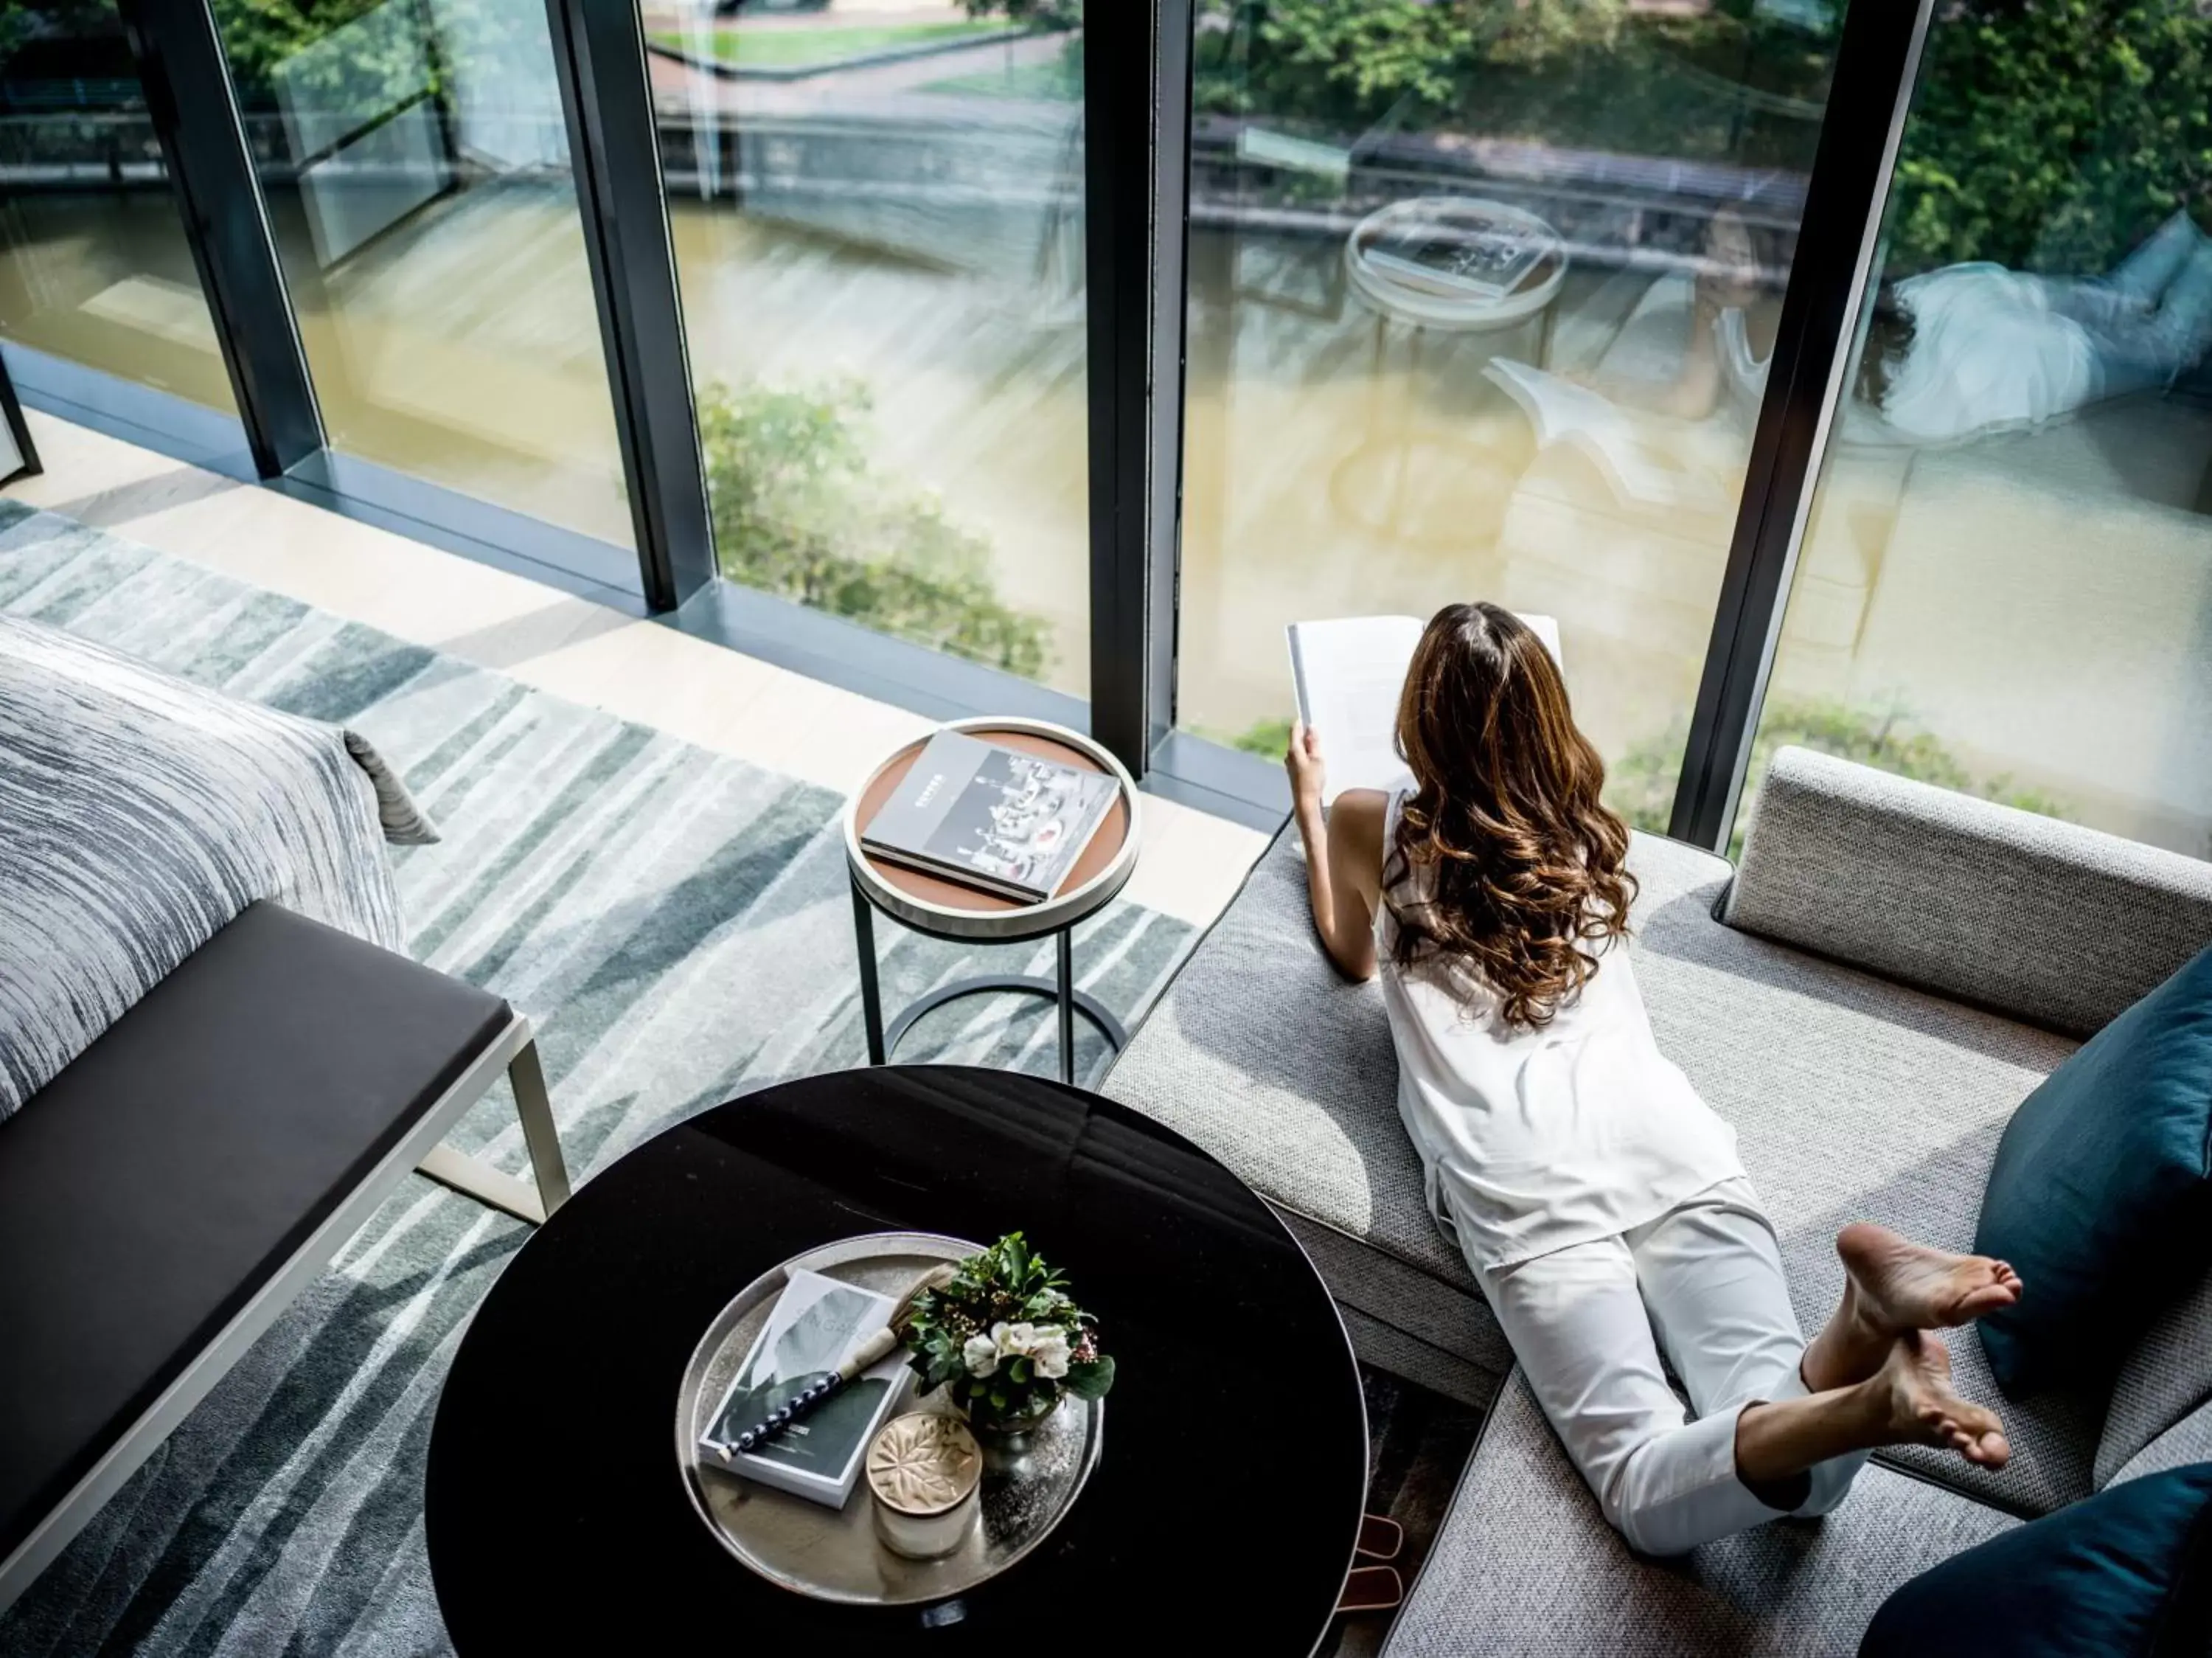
[901,1233,1116,1435]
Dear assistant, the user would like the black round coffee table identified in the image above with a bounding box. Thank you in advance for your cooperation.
[425,1066,1368,1654]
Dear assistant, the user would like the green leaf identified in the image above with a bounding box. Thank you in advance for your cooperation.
[990,1387,1009,1410]
[1063,1356,1116,1400]
[1009,1356,1032,1384]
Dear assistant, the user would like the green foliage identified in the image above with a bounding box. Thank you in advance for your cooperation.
[1194,715,1299,758]
[204,0,551,119]
[954,0,1077,31]
[1607,696,2071,859]
[0,1,141,67]
[1243,0,1482,116]
[902,1233,1113,1429]
[695,378,1051,681]
[1187,0,2209,277]
[647,19,1008,71]
[1233,715,1296,757]
[1188,0,1831,166]
[1882,0,2212,276]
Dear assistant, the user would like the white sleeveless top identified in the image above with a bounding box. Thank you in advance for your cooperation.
[1375,793,1744,1272]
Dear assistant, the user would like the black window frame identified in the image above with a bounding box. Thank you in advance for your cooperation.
[6,0,1941,847]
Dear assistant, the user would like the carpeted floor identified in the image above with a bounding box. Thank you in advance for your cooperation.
[0,502,1484,1656]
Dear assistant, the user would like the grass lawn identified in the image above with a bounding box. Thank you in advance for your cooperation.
[922,54,1080,101]
[649,19,1009,69]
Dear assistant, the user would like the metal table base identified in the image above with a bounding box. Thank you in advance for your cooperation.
[852,881,1127,1085]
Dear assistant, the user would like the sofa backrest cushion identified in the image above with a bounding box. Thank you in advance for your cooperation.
[2101,1272,2212,1488]
[1722,747,2212,1040]
[2112,1393,2212,1488]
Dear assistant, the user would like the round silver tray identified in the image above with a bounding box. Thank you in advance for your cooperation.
[675,1232,1105,1606]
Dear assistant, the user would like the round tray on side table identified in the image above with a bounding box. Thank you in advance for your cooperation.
[675,1231,1105,1607]
[843,718,1141,1083]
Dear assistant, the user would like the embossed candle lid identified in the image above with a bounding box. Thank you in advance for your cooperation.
[866,1414,981,1516]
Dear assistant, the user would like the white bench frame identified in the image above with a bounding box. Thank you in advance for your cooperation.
[0,1011,570,1613]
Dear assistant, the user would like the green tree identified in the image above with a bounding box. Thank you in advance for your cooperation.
[696,378,1053,681]
[1883,0,2212,276]
[953,0,1077,30]
[1607,697,2070,859]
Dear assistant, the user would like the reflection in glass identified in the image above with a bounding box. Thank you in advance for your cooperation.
[1748,0,2212,861]
[1175,0,1846,814]
[644,0,1086,689]
[0,1,237,411]
[212,0,633,552]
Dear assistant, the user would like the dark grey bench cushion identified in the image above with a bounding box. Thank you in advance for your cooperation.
[1383,1370,2017,1658]
[0,901,507,1566]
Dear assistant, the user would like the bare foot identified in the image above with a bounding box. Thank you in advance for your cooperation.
[1873,1332,2011,1468]
[1839,1222,2022,1335]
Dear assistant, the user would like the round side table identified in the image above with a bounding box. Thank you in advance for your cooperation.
[425,1066,1369,1654]
[843,718,1141,1084]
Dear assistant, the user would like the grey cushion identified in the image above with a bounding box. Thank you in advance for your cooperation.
[1102,822,1470,1293]
[2111,1393,2212,1487]
[1723,746,2212,1040]
[1382,1369,2017,1657]
[1334,1303,1497,1411]
[2099,1271,2212,1487]
[1279,1207,1513,1378]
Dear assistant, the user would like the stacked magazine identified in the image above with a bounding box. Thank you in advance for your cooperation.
[862,729,1119,903]
[1363,209,1548,304]
[698,1268,911,1508]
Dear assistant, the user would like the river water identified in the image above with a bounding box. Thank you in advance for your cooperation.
[5,148,2208,856]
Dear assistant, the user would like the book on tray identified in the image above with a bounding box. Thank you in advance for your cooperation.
[1287,611,1562,805]
[861,729,1119,903]
[698,1267,910,1508]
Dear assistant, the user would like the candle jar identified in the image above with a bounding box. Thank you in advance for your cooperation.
[866,1413,982,1561]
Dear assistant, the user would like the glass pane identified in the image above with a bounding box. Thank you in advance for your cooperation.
[0,1,237,412]
[1747,0,2212,861]
[646,3,1086,691]
[1176,0,1846,816]
[212,0,634,551]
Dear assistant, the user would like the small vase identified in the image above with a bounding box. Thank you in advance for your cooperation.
[962,1394,1057,1476]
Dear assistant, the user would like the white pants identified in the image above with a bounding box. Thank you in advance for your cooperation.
[1475,1178,1868,1556]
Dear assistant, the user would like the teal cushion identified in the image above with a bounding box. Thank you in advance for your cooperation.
[1975,944,2212,1394]
[1860,1464,2212,1657]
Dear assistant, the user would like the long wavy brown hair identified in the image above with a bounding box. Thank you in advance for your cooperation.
[1384,603,1635,1028]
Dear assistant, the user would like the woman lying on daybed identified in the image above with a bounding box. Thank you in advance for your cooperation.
[1284,603,2023,1555]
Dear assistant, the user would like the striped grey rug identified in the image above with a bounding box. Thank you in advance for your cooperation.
[0,502,1196,1657]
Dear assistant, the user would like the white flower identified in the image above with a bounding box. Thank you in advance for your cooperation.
[1029,1327,1073,1379]
[961,1331,1000,1378]
[998,1321,1037,1356]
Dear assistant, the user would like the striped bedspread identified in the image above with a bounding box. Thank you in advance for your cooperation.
[0,613,436,1120]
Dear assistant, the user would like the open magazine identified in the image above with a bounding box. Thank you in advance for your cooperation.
[1287,611,1562,805]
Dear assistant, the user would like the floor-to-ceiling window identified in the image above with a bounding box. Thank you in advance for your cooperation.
[639,0,1089,693]
[1742,0,2212,860]
[206,0,633,552]
[1172,0,1847,822]
[0,0,238,413]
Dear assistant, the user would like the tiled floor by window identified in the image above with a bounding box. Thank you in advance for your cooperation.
[4,409,1271,932]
